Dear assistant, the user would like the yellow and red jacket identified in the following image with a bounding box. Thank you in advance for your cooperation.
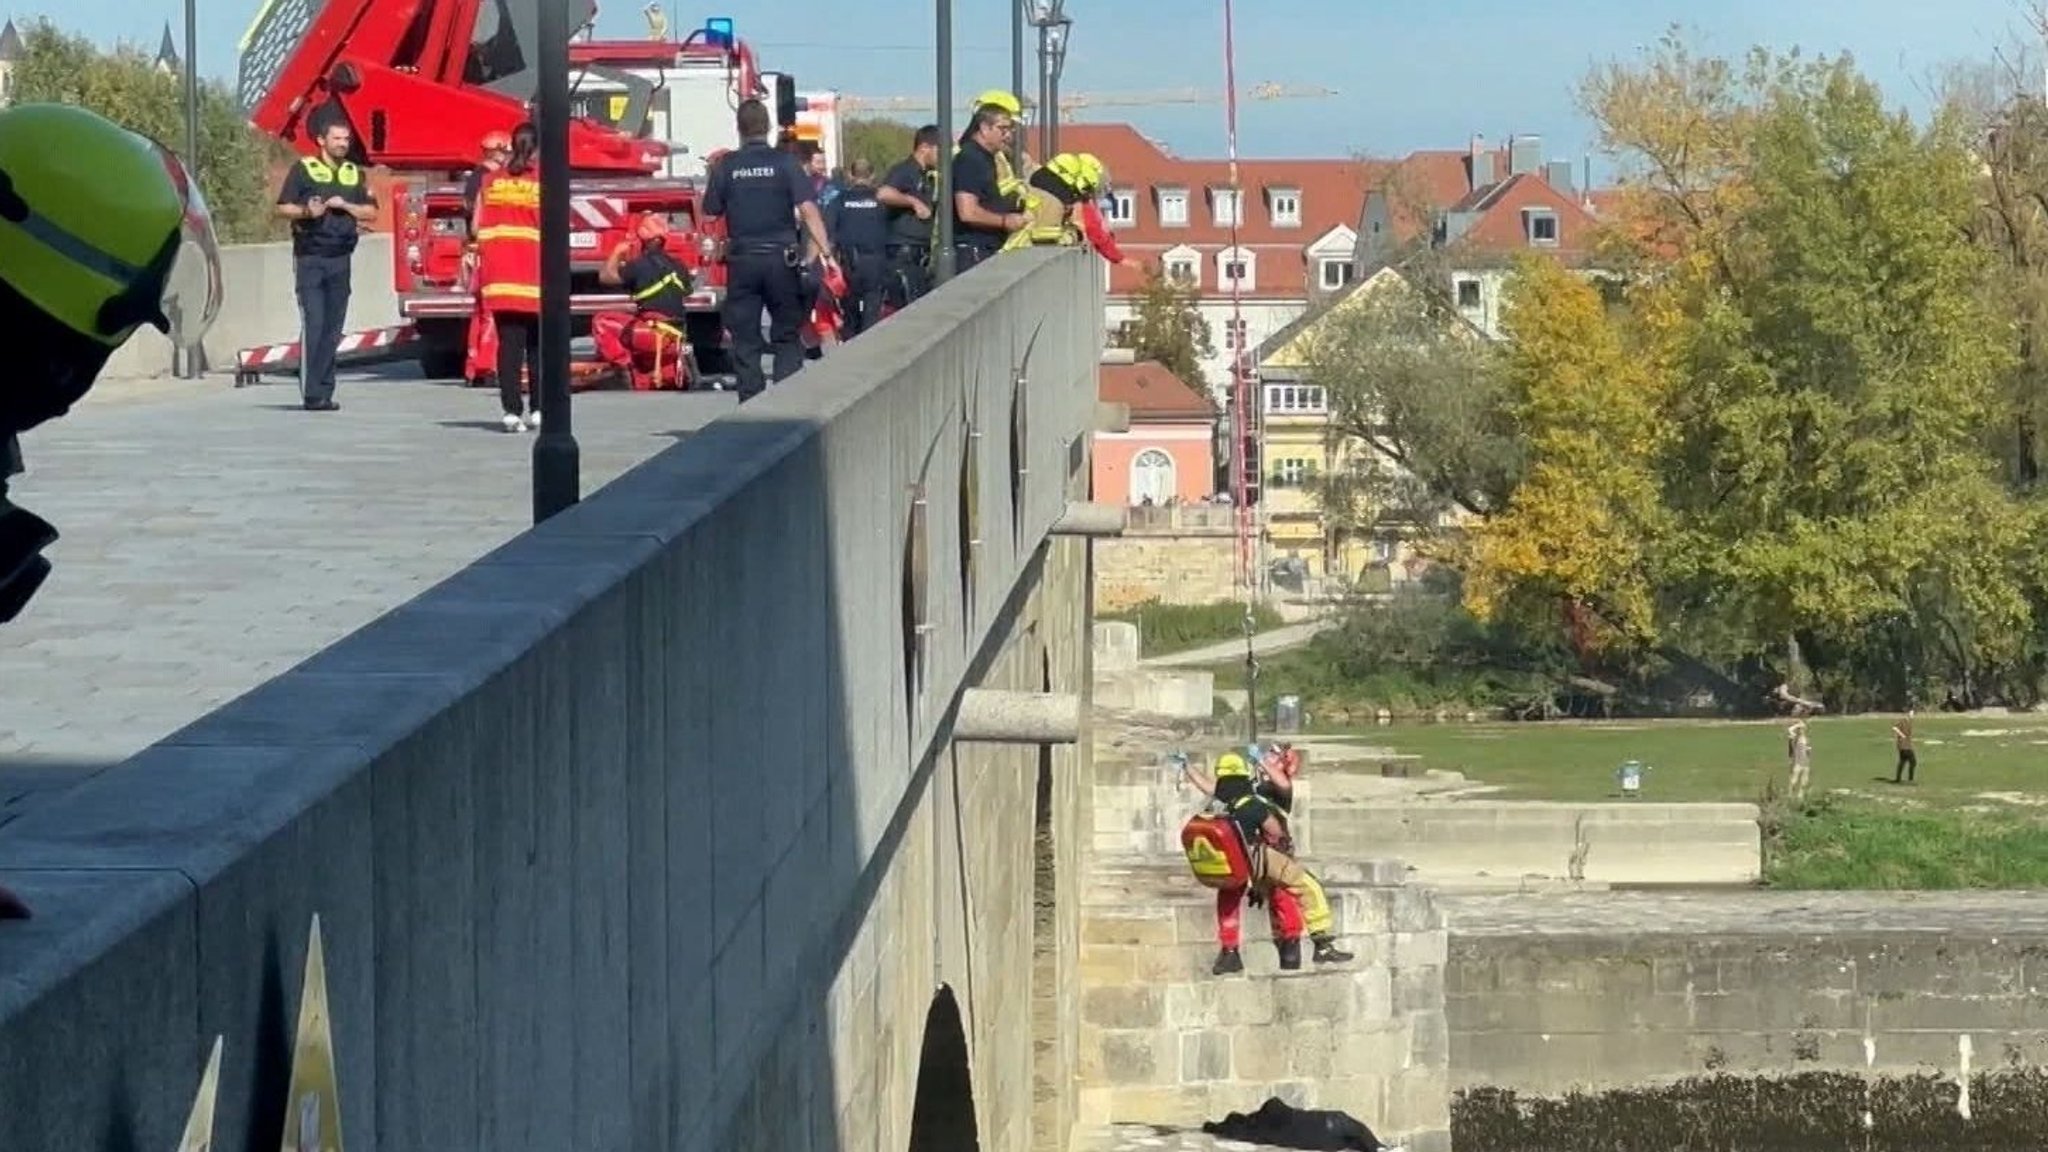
[474,167,541,315]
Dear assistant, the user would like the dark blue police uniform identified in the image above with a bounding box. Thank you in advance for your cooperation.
[275,155,375,409]
[881,158,937,307]
[826,181,889,338]
[703,138,815,401]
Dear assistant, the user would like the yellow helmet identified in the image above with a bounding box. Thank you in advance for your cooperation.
[1077,153,1106,191]
[1045,152,1085,187]
[971,89,1023,116]
[0,103,222,351]
[1214,752,1250,778]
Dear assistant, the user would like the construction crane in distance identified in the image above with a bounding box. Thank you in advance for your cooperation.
[838,82,1338,115]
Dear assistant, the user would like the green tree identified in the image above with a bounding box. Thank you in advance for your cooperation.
[1113,271,1214,394]
[11,19,285,244]
[842,116,916,177]
[1294,264,1523,524]
[1464,256,1673,643]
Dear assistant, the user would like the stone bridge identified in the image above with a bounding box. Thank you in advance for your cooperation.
[0,247,1106,1151]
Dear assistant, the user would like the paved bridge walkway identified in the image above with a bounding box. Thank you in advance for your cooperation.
[0,372,726,813]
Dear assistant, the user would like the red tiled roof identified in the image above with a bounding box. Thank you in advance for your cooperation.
[1099,360,1216,422]
[1060,123,1374,300]
[1444,172,1605,265]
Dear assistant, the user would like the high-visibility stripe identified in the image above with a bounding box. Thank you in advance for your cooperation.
[632,272,689,301]
[482,283,541,300]
[476,226,541,242]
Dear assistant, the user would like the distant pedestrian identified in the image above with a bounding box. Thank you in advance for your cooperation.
[878,124,942,308]
[471,122,544,432]
[1891,709,1917,784]
[1786,712,1813,802]
[826,158,888,337]
[274,119,377,412]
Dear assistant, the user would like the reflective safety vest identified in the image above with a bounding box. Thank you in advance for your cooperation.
[1001,192,1077,252]
[474,168,541,314]
[630,258,693,319]
[300,156,362,187]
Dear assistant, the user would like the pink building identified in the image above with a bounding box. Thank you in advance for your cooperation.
[1093,361,1217,506]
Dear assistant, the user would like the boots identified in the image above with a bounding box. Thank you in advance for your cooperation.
[1312,933,1354,964]
[1212,947,1244,975]
[1276,937,1302,971]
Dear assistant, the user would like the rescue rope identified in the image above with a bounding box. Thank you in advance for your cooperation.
[1221,0,1259,746]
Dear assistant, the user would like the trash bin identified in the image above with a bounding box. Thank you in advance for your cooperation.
[1274,694,1303,734]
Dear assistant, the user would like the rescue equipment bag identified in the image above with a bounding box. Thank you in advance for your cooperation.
[1180,813,1252,890]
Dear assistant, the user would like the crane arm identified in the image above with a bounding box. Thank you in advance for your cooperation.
[240,0,667,175]
[839,84,1338,114]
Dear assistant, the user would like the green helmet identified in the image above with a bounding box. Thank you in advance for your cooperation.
[0,102,222,352]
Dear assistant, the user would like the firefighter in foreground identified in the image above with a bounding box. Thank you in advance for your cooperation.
[1179,751,1354,972]
[472,122,545,431]
[591,213,694,389]
[948,90,1030,273]
[0,101,226,919]
[461,129,512,388]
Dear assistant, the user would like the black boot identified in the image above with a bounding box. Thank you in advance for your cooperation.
[1312,934,1354,964]
[1277,937,1303,971]
[1212,947,1244,975]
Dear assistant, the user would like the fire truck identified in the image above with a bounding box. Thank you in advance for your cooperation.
[234,0,788,386]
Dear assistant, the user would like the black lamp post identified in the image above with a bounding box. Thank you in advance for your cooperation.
[177,0,203,379]
[532,0,581,524]
[1010,0,1026,170]
[933,0,956,285]
[1025,0,1070,163]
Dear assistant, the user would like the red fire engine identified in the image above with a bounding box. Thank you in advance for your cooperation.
[233,0,784,388]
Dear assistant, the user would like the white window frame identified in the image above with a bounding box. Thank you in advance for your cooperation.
[1526,210,1559,246]
[1455,278,1483,309]
[1222,317,1248,352]
[1105,188,1136,226]
[1262,384,1327,415]
[1129,448,1178,506]
[1319,259,1354,290]
[1159,187,1190,226]
[1211,187,1242,227]
[1166,258,1197,285]
[1271,189,1301,227]
[1274,458,1309,487]
[1216,247,1255,292]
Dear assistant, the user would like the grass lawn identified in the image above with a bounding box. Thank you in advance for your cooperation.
[1315,714,2048,806]
[1312,715,2048,889]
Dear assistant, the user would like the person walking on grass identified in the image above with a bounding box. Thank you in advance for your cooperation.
[1892,708,1918,784]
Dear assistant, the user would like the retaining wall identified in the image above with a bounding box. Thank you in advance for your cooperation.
[103,235,404,379]
[1443,891,2048,1151]
[0,248,1101,1152]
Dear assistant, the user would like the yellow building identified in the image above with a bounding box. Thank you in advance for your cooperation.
[1250,266,1478,590]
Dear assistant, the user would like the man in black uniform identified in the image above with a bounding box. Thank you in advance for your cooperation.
[826,158,889,338]
[877,124,940,308]
[273,118,377,411]
[704,99,835,401]
[949,103,1028,273]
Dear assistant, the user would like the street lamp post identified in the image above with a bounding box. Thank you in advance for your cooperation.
[933,0,956,285]
[531,0,581,523]
[1010,0,1026,170]
[1025,0,1069,164]
[178,0,202,379]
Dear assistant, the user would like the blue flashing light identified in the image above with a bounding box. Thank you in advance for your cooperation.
[704,17,735,47]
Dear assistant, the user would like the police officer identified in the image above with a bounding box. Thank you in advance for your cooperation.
[704,99,835,401]
[273,118,377,411]
[878,124,940,308]
[826,158,889,338]
[950,100,1029,273]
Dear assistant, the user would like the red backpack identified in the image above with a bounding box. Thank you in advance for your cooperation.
[1180,813,1252,890]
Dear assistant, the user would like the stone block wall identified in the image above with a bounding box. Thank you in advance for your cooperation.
[1442,891,2048,1152]
[1075,862,1452,1152]
[1094,536,1237,612]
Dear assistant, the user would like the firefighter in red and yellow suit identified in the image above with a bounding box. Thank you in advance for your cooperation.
[592,214,694,390]
[471,123,543,431]
[461,130,512,386]
[1178,751,1353,974]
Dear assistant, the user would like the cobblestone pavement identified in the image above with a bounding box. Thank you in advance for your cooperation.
[0,371,732,811]
[1441,888,2048,936]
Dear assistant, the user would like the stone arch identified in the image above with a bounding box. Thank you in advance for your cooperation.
[907,984,982,1152]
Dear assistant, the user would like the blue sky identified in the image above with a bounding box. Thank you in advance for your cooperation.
[26,0,2047,166]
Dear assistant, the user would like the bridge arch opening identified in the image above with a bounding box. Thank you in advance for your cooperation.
[907,984,982,1152]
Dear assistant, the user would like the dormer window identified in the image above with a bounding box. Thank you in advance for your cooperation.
[1158,186,1190,226]
[1216,246,1255,292]
[1269,188,1301,227]
[1524,208,1559,246]
[1210,187,1242,227]
[1104,187,1136,226]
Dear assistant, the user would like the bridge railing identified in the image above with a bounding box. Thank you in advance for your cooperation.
[0,248,1102,1152]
